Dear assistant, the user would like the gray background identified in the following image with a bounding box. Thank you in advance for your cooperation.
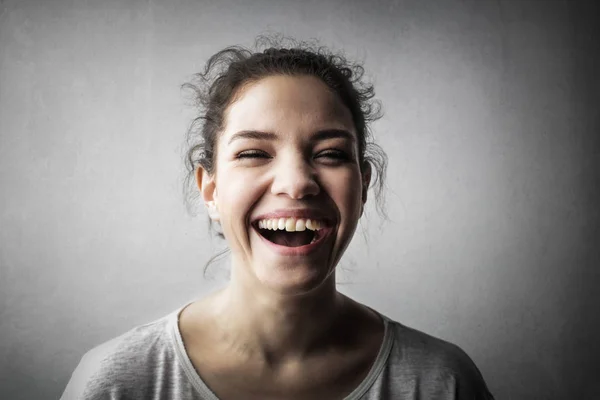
[1,0,598,399]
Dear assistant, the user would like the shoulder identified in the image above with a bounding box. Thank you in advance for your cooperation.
[385,319,495,399]
[60,313,176,400]
[388,321,478,372]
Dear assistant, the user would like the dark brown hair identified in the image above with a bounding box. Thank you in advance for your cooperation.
[182,35,389,274]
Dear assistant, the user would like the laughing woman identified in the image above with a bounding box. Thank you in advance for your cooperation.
[61,37,495,400]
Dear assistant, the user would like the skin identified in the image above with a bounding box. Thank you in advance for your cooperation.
[181,75,384,399]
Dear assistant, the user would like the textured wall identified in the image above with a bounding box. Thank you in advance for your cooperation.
[1,0,598,399]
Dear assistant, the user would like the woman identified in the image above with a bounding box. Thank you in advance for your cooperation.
[61,37,495,399]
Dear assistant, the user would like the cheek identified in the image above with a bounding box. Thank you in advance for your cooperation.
[328,170,363,211]
[215,170,244,215]
[216,168,264,230]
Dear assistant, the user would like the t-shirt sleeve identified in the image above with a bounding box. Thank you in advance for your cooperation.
[433,341,495,400]
[60,352,103,400]
[388,323,495,399]
[60,338,123,400]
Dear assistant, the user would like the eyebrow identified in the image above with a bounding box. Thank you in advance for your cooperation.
[227,129,356,145]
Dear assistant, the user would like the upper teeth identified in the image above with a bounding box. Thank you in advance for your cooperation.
[257,218,323,232]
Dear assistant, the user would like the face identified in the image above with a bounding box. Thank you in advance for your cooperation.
[197,75,371,295]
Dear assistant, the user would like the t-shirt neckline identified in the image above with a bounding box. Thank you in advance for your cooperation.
[168,302,395,400]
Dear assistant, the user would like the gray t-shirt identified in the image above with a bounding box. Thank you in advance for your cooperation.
[61,305,494,399]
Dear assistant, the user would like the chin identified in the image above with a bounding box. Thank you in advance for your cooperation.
[255,265,335,296]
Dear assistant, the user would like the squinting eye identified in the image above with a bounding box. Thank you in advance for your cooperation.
[235,150,350,161]
[318,150,349,160]
[236,150,269,159]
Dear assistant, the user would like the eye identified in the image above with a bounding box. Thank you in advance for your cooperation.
[317,150,349,161]
[236,150,270,159]
[235,149,350,161]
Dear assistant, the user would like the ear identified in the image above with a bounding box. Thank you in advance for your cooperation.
[195,167,219,222]
[362,161,371,203]
[361,162,371,216]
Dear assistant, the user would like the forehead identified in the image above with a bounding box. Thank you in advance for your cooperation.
[223,75,355,139]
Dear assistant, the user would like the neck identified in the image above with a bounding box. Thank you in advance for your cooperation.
[211,270,346,367]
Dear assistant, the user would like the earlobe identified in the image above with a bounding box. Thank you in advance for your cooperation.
[206,201,220,221]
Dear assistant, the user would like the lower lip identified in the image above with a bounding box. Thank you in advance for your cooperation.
[254,226,333,256]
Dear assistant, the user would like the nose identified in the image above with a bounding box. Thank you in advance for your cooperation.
[271,154,320,200]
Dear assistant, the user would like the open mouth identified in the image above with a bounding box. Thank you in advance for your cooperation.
[252,224,321,247]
